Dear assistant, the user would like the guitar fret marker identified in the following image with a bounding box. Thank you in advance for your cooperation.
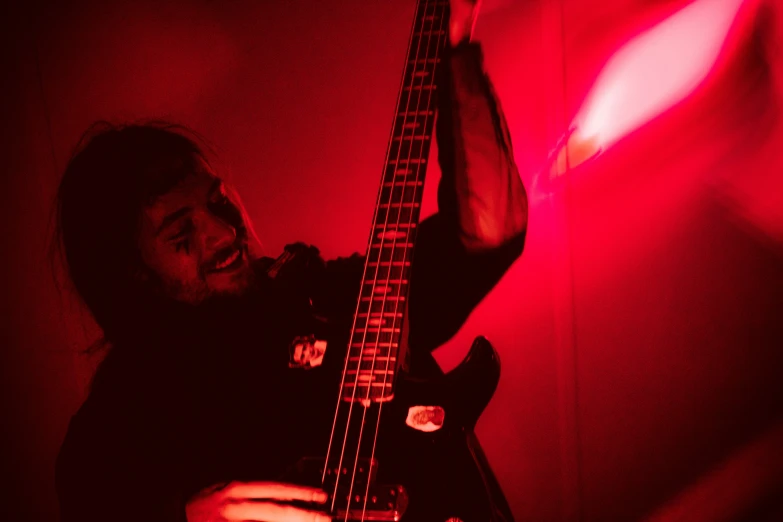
[371,243,415,248]
[375,229,408,240]
[392,135,430,141]
[375,223,415,230]
[397,110,434,116]
[389,159,426,165]
[378,203,420,208]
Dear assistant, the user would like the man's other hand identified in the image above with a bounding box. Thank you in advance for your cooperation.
[449,0,482,46]
[186,481,331,522]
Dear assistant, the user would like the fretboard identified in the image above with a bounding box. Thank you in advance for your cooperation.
[342,0,449,403]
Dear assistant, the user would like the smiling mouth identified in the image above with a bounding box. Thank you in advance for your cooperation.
[206,247,244,274]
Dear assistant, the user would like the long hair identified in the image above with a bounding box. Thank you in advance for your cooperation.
[52,121,259,349]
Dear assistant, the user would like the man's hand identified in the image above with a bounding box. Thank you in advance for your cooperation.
[186,481,331,522]
[449,0,482,46]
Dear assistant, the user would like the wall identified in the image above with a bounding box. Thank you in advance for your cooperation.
[2,0,782,520]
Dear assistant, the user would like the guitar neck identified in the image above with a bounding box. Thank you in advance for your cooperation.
[342,0,450,403]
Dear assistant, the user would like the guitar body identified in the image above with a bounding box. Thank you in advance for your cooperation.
[273,326,513,522]
[349,336,512,522]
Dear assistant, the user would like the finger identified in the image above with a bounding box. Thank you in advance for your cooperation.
[223,482,328,503]
[222,501,332,522]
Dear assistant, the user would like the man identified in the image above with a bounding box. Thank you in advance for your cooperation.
[55,1,528,520]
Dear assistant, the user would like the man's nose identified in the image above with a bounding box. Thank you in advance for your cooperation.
[199,212,236,251]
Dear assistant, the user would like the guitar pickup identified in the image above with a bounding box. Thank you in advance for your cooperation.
[293,456,379,488]
[331,485,408,522]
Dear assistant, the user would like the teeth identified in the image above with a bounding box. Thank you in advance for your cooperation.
[215,250,240,270]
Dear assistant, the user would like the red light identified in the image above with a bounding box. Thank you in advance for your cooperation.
[549,0,752,180]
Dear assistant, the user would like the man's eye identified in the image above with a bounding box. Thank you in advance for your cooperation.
[174,238,190,253]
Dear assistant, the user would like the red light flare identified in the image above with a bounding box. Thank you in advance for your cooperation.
[542,0,757,185]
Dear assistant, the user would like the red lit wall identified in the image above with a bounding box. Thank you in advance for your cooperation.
[2,0,782,521]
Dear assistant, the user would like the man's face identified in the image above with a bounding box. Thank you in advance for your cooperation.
[137,157,254,304]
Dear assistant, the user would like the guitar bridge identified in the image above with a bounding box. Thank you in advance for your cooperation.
[291,457,408,521]
[332,485,408,522]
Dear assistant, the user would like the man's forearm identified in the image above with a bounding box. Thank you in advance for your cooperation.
[436,41,528,251]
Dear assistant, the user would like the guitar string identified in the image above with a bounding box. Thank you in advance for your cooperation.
[321,0,429,511]
[359,2,447,520]
[340,0,439,516]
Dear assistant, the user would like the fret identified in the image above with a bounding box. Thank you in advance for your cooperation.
[347,360,397,372]
[398,110,434,116]
[374,222,416,229]
[402,85,436,91]
[382,181,423,187]
[353,327,402,334]
[347,369,395,375]
[362,279,408,285]
[357,298,404,315]
[388,159,426,165]
[365,262,410,280]
[349,343,397,352]
[388,167,414,178]
[373,225,415,243]
[360,286,406,299]
[384,164,422,183]
[402,66,435,89]
[378,202,419,209]
[398,84,436,107]
[370,242,415,249]
[342,383,393,403]
[392,135,430,141]
[367,248,409,264]
[360,295,406,301]
[395,111,434,135]
[348,347,397,359]
[350,338,397,346]
[355,313,403,327]
[342,383,393,402]
[419,15,445,34]
[388,136,427,159]
[367,281,399,288]
[407,59,440,65]
[350,336,401,349]
[346,372,395,384]
[375,229,414,243]
[381,183,421,204]
[374,204,418,225]
[362,282,409,293]
[410,31,445,58]
[352,329,400,343]
[349,330,400,348]
[413,30,446,36]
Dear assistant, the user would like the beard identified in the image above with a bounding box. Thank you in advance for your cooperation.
[91,244,330,405]
[91,257,288,398]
